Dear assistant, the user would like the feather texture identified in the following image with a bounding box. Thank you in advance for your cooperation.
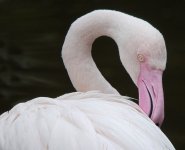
[0,91,174,150]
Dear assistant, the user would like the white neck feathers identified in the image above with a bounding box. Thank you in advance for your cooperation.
[62,10,159,94]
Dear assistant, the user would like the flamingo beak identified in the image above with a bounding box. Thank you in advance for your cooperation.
[137,64,164,127]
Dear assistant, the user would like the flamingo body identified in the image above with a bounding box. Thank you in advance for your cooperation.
[0,91,174,150]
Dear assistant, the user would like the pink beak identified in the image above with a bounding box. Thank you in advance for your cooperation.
[137,64,164,127]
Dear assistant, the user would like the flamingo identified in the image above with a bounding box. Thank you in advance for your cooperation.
[0,10,175,150]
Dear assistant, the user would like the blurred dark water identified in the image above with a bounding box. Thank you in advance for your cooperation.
[0,0,185,149]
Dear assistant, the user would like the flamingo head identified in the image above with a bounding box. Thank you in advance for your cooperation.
[119,27,167,127]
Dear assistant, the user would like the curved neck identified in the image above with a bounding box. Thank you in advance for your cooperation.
[62,10,137,94]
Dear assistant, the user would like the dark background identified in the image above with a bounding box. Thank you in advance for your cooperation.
[0,0,185,149]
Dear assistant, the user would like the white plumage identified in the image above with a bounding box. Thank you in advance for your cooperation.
[0,91,174,149]
[0,10,175,150]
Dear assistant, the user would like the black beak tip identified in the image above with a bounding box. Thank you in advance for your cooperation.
[155,123,159,126]
[155,123,162,128]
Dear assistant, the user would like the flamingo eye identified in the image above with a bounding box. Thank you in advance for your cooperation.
[137,54,145,62]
